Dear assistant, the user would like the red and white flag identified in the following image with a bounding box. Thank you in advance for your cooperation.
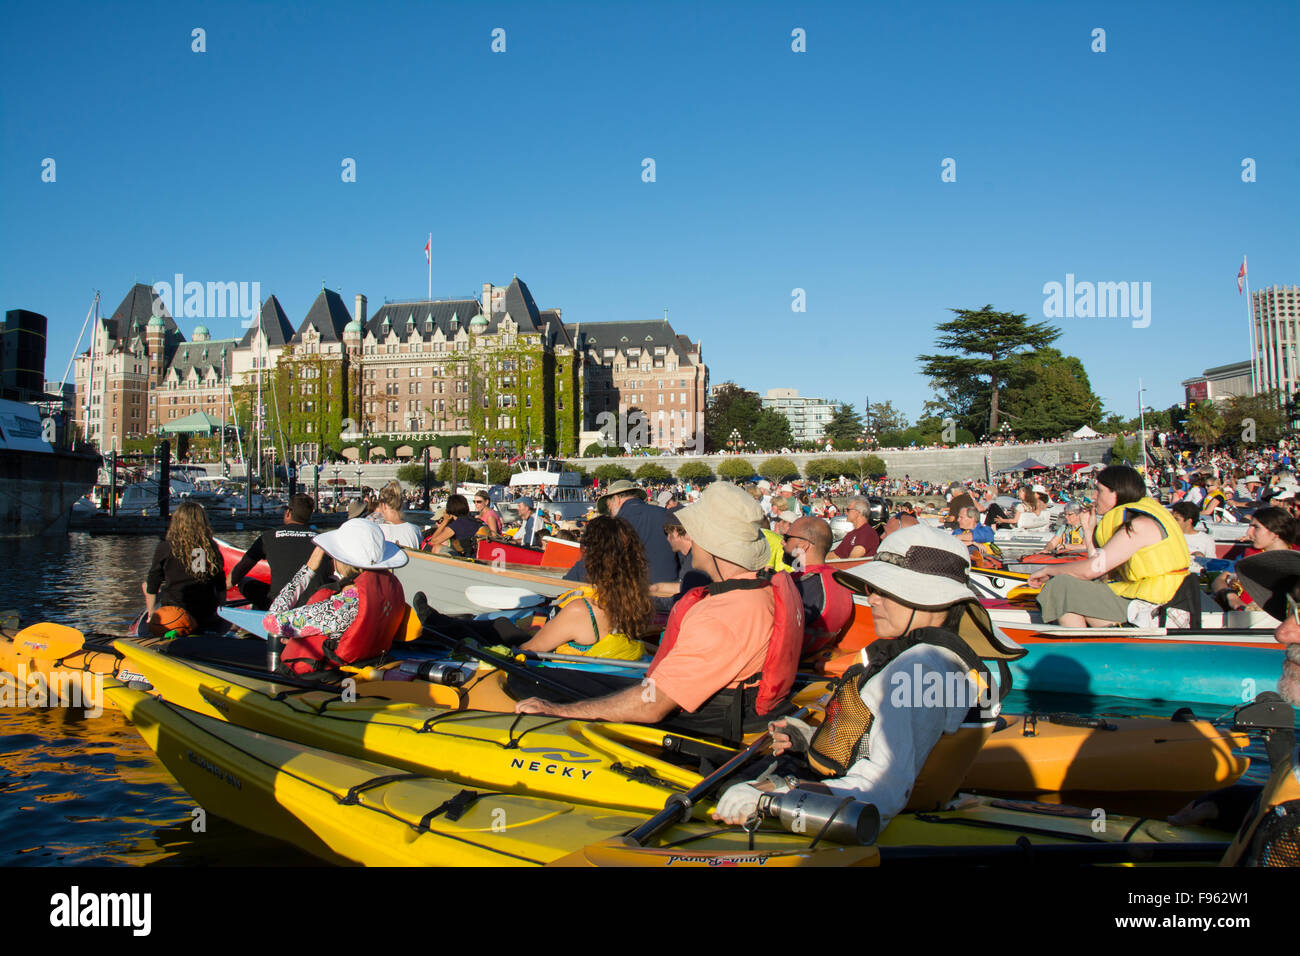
[1237,257,1247,294]
[424,238,431,265]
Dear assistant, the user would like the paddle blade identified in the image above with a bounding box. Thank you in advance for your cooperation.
[10,622,87,661]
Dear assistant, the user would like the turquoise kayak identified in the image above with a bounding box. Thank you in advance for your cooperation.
[1010,640,1283,708]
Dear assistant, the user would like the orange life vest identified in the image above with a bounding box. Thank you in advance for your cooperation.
[648,569,804,741]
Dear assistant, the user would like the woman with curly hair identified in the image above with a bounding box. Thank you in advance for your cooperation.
[521,515,653,661]
[142,500,226,634]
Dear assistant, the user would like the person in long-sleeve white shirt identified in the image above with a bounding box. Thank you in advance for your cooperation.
[713,525,1022,832]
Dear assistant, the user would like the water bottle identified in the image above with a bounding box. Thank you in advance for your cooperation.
[398,659,472,687]
[755,788,880,845]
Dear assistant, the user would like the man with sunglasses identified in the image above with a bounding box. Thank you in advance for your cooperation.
[831,495,881,560]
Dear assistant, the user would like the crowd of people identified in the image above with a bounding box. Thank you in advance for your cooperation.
[132,435,1300,844]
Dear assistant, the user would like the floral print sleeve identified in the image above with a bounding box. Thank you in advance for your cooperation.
[263,564,360,640]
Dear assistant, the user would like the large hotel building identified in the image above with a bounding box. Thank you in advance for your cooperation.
[73,278,707,458]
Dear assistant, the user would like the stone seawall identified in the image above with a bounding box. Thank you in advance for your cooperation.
[208,437,1114,486]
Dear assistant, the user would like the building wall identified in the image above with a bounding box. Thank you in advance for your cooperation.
[762,388,837,443]
[1252,285,1300,395]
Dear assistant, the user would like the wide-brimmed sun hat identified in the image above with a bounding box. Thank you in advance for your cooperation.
[674,481,769,571]
[832,524,1023,660]
[596,479,648,515]
[1234,550,1300,621]
[313,518,409,570]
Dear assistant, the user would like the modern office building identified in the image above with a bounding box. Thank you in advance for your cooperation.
[1181,361,1254,404]
[761,387,836,443]
[1250,285,1300,395]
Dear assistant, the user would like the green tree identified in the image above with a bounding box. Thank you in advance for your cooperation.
[840,455,887,483]
[395,463,426,484]
[918,305,1062,436]
[998,348,1103,440]
[676,460,713,483]
[1186,400,1226,448]
[717,458,756,483]
[804,457,844,481]
[635,462,672,482]
[484,460,513,485]
[704,383,762,452]
[758,456,799,482]
[823,402,864,447]
[1221,391,1284,446]
[750,408,794,451]
[436,461,483,484]
[866,400,908,435]
[1110,434,1143,466]
[593,463,633,482]
[583,442,618,457]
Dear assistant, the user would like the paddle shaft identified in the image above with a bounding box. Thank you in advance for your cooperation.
[623,704,813,848]
[411,609,586,703]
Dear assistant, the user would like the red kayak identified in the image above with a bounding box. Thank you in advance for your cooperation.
[475,536,581,570]
[216,538,269,603]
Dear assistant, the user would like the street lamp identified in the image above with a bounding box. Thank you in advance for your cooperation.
[728,428,740,454]
[355,462,364,500]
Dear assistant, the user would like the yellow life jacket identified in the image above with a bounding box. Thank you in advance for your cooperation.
[1222,736,1300,867]
[1056,524,1086,547]
[1094,496,1189,604]
[551,587,648,661]
[762,528,795,573]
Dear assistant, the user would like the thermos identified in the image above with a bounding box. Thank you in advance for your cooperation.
[755,788,880,845]
[398,659,473,687]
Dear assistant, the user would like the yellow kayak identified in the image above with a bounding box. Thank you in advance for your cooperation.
[105,681,1231,867]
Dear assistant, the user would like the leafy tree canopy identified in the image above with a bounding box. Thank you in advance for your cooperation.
[918,305,1062,436]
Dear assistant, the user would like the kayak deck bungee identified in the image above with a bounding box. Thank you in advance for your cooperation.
[105,681,1231,868]
[114,639,1251,806]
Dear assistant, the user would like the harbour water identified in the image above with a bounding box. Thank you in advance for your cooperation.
[0,532,1274,866]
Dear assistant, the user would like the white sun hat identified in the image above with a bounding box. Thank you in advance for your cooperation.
[313,518,409,570]
[832,524,1024,660]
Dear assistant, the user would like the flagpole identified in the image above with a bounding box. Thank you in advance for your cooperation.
[427,232,432,301]
[1244,255,1258,395]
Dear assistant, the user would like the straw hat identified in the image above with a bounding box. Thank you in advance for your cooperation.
[674,482,769,571]
[312,518,409,570]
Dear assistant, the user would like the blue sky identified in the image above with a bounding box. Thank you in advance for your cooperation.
[2,0,1297,425]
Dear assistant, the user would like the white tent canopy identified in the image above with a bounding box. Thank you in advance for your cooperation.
[1072,424,1100,438]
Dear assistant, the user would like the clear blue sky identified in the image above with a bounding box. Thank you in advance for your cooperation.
[3,0,1297,425]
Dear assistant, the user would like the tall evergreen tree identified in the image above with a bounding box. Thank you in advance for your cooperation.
[918,305,1062,436]
[823,402,864,444]
[704,382,762,452]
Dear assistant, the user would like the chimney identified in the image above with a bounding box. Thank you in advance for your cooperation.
[482,282,493,313]
[354,293,367,325]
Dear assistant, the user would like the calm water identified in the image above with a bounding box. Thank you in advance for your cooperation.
[0,533,1274,865]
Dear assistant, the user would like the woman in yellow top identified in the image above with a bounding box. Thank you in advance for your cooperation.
[1028,465,1189,628]
[520,515,652,661]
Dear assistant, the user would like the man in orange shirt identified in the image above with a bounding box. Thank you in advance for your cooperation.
[514,482,792,733]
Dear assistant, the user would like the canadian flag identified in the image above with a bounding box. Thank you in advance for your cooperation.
[1237,257,1247,294]
[424,238,431,265]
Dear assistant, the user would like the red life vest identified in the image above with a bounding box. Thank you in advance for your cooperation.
[280,570,407,675]
[794,564,854,655]
[648,569,804,724]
